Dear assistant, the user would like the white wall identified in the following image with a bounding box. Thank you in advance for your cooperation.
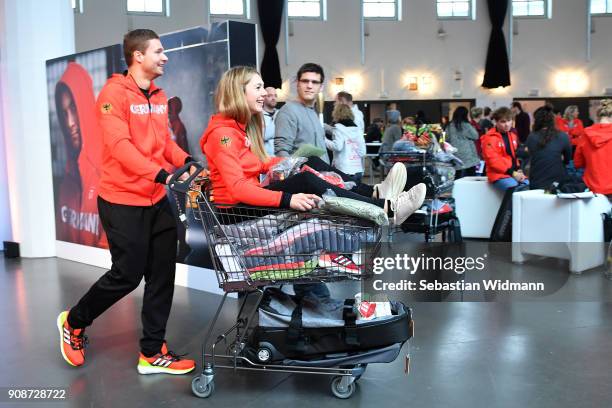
[0,0,75,257]
[74,0,612,106]
[0,75,11,243]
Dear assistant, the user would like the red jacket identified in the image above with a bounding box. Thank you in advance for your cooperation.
[574,123,612,195]
[96,73,189,206]
[556,116,585,146]
[481,128,520,183]
[470,119,484,157]
[200,114,285,207]
[55,62,108,248]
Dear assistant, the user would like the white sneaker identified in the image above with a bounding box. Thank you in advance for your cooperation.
[390,183,427,226]
[374,162,407,200]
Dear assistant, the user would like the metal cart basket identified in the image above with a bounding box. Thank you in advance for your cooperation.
[168,163,405,399]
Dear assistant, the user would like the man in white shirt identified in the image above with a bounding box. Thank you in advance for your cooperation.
[262,87,277,156]
[336,91,364,136]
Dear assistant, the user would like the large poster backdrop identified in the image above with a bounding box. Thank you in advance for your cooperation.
[46,22,257,266]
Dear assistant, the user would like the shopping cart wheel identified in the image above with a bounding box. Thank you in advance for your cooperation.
[256,347,272,363]
[330,376,356,399]
[191,376,214,398]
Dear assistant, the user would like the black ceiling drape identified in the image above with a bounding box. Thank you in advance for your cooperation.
[482,0,511,88]
[257,0,284,88]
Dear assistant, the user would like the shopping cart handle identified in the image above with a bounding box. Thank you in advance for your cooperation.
[168,161,205,194]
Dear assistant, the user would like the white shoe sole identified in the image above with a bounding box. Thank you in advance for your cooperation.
[137,363,195,375]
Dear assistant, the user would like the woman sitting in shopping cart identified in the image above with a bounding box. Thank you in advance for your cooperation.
[199,66,426,226]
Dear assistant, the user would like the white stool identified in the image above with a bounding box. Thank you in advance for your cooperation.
[512,189,611,273]
[452,176,504,238]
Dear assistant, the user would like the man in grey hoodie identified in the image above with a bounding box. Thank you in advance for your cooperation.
[274,63,329,163]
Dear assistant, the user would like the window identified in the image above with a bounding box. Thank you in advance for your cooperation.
[209,0,249,19]
[288,0,326,19]
[591,0,612,15]
[72,0,83,13]
[512,0,550,18]
[127,0,167,15]
[363,0,401,20]
[437,0,474,19]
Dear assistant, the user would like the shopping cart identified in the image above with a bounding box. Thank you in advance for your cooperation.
[379,151,459,241]
[169,163,408,399]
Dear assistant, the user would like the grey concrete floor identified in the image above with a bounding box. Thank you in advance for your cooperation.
[1,253,612,408]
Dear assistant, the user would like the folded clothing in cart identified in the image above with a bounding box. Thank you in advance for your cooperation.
[215,212,299,242]
[215,243,318,275]
[247,255,319,281]
[243,218,377,257]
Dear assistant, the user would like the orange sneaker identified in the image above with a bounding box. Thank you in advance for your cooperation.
[57,311,87,367]
[137,343,195,375]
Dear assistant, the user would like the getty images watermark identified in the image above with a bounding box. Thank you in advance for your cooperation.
[370,253,545,292]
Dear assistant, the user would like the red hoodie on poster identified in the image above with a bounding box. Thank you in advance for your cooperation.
[54,62,108,248]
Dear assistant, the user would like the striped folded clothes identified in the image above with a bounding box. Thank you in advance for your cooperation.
[247,256,319,281]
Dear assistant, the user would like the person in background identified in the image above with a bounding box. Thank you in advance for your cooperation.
[556,105,585,148]
[511,102,531,143]
[168,96,189,153]
[262,86,277,156]
[379,115,403,155]
[402,116,415,132]
[325,103,366,181]
[336,91,364,136]
[365,118,384,169]
[366,118,384,143]
[481,107,529,191]
[275,63,328,161]
[385,102,401,128]
[574,99,612,196]
[470,106,486,162]
[511,101,531,144]
[415,110,430,125]
[479,106,494,133]
[470,107,484,136]
[526,106,572,190]
[446,106,479,179]
[440,115,450,131]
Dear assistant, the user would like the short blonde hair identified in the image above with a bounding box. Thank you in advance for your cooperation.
[332,103,354,123]
[471,107,483,119]
[563,105,578,120]
[215,66,267,161]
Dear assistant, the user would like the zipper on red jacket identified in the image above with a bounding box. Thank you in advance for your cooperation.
[141,87,163,205]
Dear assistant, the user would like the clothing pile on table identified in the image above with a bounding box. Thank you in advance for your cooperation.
[213,213,378,282]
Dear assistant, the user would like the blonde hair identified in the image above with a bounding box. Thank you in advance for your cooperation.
[597,99,612,119]
[215,66,267,161]
[563,105,578,120]
[332,103,354,123]
[471,107,483,119]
